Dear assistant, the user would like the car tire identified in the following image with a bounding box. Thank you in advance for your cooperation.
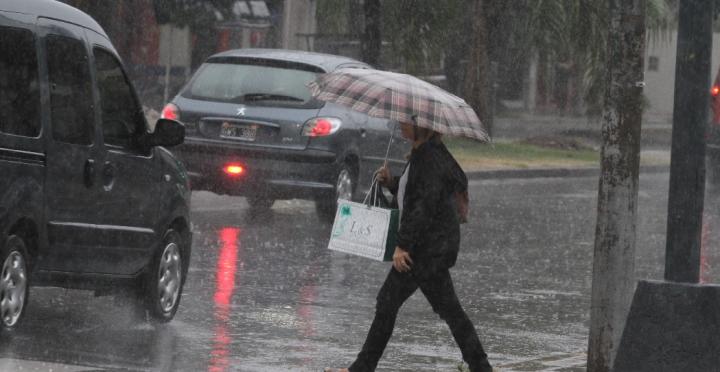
[317,164,356,222]
[140,229,185,323]
[247,196,274,216]
[0,235,29,331]
[707,151,720,189]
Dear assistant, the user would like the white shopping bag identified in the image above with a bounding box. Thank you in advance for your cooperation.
[327,199,399,262]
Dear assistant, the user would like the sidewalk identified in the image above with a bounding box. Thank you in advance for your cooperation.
[464,113,672,179]
[491,113,672,149]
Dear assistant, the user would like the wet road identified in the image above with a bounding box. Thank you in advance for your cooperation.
[2,172,719,371]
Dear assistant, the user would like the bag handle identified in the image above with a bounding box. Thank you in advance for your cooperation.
[362,121,398,208]
[362,174,381,207]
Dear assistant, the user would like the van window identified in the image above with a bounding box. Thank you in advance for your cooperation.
[93,48,143,149]
[47,34,94,145]
[0,26,40,137]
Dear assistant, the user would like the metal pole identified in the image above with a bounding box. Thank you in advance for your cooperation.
[163,26,174,104]
[665,0,713,283]
[587,1,645,370]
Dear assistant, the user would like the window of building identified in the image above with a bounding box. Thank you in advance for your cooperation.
[648,56,659,71]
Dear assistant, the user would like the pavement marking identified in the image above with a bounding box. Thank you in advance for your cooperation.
[0,358,88,371]
[496,352,586,371]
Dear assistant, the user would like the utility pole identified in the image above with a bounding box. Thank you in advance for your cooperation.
[360,0,381,67]
[665,0,713,284]
[587,1,645,371]
[463,0,492,137]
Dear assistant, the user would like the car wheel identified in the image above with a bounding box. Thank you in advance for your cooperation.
[707,151,720,189]
[317,164,356,222]
[0,235,29,331]
[141,229,184,323]
[247,196,274,215]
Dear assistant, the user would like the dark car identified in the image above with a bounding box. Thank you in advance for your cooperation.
[165,49,409,220]
[0,0,191,328]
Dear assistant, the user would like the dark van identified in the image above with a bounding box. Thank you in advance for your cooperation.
[0,0,191,328]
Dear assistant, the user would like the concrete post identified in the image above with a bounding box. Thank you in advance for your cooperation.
[665,0,713,284]
[587,1,645,371]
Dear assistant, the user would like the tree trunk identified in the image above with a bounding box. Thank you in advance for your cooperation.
[463,0,492,136]
[360,0,381,67]
[587,1,645,371]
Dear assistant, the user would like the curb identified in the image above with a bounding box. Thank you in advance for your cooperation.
[466,164,669,180]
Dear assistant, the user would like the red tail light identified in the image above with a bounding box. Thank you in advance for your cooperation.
[301,117,342,137]
[161,103,180,121]
[712,86,720,97]
[223,164,244,176]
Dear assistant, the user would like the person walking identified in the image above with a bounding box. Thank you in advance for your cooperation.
[325,121,493,372]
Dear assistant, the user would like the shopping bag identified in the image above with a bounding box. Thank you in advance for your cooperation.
[328,199,399,261]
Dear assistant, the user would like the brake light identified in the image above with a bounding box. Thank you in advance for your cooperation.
[712,86,720,97]
[161,103,180,121]
[301,117,342,137]
[223,164,244,176]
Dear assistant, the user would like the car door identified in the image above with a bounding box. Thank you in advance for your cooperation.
[40,18,105,272]
[87,33,162,275]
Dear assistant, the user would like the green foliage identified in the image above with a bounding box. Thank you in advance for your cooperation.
[315,0,351,36]
[380,0,466,74]
[528,0,674,115]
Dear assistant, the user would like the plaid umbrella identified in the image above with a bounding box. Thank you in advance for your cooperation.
[308,68,489,142]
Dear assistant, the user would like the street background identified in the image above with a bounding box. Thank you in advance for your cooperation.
[2,115,716,371]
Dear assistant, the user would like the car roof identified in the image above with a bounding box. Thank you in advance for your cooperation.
[0,0,107,38]
[208,48,371,72]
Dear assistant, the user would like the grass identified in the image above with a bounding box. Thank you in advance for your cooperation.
[445,138,600,171]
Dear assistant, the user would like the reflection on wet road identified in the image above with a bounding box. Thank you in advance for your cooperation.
[1,173,719,371]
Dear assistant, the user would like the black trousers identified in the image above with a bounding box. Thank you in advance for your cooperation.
[349,267,492,372]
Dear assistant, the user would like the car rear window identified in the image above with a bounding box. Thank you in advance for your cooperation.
[182,58,323,107]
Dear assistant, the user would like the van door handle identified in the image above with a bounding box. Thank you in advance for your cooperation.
[102,161,116,189]
[84,159,95,188]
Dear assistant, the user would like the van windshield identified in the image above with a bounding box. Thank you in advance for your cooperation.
[182,58,322,108]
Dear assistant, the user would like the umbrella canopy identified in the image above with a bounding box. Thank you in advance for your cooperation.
[308,68,490,142]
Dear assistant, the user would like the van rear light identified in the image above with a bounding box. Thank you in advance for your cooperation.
[161,103,180,121]
[223,164,245,176]
[301,117,342,137]
[712,86,720,97]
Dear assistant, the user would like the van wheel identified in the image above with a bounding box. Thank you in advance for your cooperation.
[317,164,356,222]
[140,230,184,323]
[0,235,29,331]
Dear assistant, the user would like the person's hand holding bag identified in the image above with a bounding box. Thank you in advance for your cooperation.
[392,246,413,272]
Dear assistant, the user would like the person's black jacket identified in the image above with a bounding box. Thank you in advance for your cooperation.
[387,137,468,275]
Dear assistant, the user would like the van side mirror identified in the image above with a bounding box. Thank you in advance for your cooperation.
[145,118,185,147]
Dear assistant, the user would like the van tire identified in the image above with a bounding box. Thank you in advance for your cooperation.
[139,229,185,323]
[0,235,29,331]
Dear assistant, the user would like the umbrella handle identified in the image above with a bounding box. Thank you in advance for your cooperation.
[382,120,397,168]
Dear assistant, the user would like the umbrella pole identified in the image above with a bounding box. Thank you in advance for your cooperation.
[382,120,397,167]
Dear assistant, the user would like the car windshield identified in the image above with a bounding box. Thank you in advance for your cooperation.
[183,60,320,106]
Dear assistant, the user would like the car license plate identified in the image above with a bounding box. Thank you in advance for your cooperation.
[220,122,257,141]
